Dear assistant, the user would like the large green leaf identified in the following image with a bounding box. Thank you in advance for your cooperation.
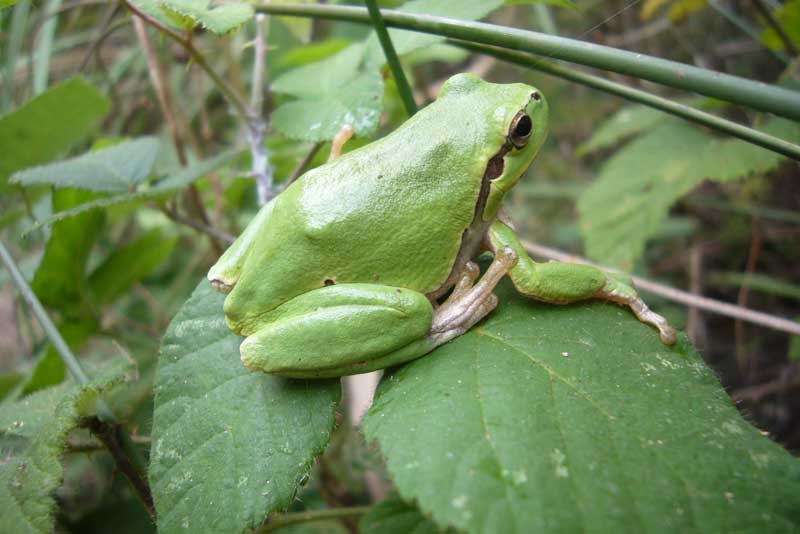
[150,282,341,534]
[577,118,800,269]
[11,137,161,193]
[363,279,800,534]
[0,359,135,534]
[0,77,109,190]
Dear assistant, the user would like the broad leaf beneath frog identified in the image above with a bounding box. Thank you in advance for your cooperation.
[364,278,800,534]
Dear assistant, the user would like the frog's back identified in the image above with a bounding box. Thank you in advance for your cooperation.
[228,80,506,325]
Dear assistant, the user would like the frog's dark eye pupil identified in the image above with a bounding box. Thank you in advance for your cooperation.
[514,115,532,138]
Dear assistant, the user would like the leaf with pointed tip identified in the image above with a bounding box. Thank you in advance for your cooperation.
[11,137,161,193]
[150,282,340,534]
[159,0,253,35]
[363,279,800,534]
[577,117,800,269]
[0,77,108,191]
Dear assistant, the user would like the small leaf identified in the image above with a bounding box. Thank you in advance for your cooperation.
[22,148,241,233]
[159,0,253,35]
[577,118,800,269]
[0,77,109,190]
[577,105,672,155]
[363,280,800,534]
[0,359,135,534]
[150,282,340,534]
[272,44,384,141]
[88,229,177,305]
[360,499,444,534]
[12,137,161,193]
[30,189,105,311]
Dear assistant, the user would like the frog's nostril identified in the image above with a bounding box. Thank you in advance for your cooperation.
[532,91,541,101]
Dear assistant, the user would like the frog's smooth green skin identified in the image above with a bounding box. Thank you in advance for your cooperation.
[208,73,677,379]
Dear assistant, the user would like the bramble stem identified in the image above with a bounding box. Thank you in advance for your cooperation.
[453,41,800,161]
[254,3,800,121]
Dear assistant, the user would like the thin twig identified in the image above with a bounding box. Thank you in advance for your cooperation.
[521,241,800,338]
[287,142,323,184]
[249,13,274,205]
[133,15,223,254]
[78,3,120,71]
[736,218,762,379]
[162,206,235,244]
[751,0,798,56]
[731,373,800,402]
[82,416,156,520]
[132,17,187,165]
[256,506,371,533]
[121,0,251,121]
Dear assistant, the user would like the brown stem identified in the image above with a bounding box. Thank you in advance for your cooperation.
[82,417,156,521]
[736,218,761,380]
[162,205,235,245]
[287,143,323,185]
[132,15,223,255]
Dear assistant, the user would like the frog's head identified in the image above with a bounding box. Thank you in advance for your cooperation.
[440,73,549,221]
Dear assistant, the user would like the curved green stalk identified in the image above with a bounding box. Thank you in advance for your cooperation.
[255,3,800,121]
[453,41,800,161]
[365,0,417,116]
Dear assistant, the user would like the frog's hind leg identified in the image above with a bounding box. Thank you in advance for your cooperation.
[207,199,275,293]
[239,283,434,378]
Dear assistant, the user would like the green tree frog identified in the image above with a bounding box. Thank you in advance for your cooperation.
[208,73,677,378]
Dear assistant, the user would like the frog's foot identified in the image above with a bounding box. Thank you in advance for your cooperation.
[596,276,677,345]
[328,124,355,161]
[429,247,518,345]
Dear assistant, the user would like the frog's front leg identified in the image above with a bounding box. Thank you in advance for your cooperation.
[487,220,677,344]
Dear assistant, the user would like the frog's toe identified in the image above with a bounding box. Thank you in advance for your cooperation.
[209,276,235,294]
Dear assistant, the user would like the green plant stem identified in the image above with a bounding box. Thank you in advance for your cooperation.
[453,41,800,161]
[255,3,800,121]
[0,240,154,519]
[256,506,371,533]
[0,242,91,384]
[365,0,417,116]
[3,1,30,111]
[33,0,63,94]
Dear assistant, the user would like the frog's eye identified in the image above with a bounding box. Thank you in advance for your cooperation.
[509,112,533,149]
